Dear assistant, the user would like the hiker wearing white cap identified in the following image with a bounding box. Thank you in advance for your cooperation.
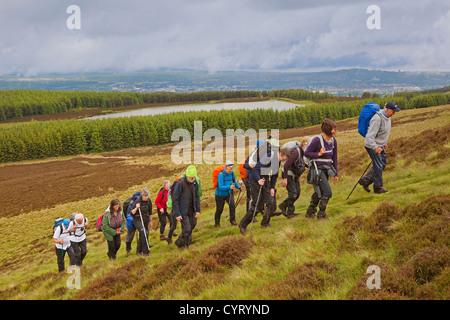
[214,161,242,227]
[68,212,88,266]
[53,219,75,272]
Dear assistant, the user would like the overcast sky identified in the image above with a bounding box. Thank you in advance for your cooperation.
[0,0,449,76]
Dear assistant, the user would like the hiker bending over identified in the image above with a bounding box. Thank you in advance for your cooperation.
[130,187,153,256]
[214,161,242,227]
[102,199,125,260]
[53,219,75,272]
[304,119,338,220]
[239,140,290,234]
[359,101,400,194]
[172,165,201,249]
[278,140,307,219]
[68,213,88,267]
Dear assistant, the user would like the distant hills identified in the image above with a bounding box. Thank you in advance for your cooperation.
[0,68,449,96]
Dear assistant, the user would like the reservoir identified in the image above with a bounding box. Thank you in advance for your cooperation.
[86,100,301,120]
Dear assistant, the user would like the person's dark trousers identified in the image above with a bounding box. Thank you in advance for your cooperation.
[214,193,236,225]
[175,209,197,249]
[157,209,172,235]
[243,178,251,216]
[307,169,332,218]
[125,227,141,254]
[361,147,387,191]
[71,239,87,266]
[240,179,274,229]
[133,219,150,255]
[55,246,75,273]
[106,234,121,260]
[167,213,178,240]
[280,175,301,215]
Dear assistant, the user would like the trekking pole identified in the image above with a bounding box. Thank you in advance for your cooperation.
[235,188,244,209]
[249,183,263,232]
[138,208,151,252]
[346,160,373,200]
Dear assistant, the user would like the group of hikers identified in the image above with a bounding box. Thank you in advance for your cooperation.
[52,101,400,273]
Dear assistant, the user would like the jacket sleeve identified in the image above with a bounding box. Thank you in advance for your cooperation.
[172,182,182,218]
[333,139,338,175]
[102,212,116,241]
[195,183,201,213]
[282,147,299,179]
[166,194,172,212]
[197,177,203,201]
[218,172,230,194]
[155,190,163,210]
[304,137,320,159]
[365,114,381,150]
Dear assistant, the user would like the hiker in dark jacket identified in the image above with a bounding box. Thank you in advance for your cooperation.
[155,180,171,241]
[278,141,306,219]
[304,119,338,220]
[102,198,125,260]
[239,143,290,234]
[130,187,153,256]
[173,165,201,249]
[359,101,400,194]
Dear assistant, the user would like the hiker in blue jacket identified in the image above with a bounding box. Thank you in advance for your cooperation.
[214,161,242,227]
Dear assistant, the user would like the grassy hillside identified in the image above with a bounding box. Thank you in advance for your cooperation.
[0,105,448,300]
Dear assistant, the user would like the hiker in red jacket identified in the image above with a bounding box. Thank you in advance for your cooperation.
[155,180,171,241]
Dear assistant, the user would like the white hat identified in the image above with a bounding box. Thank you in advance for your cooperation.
[225,160,234,167]
[75,213,84,220]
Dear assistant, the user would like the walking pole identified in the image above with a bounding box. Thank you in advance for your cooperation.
[346,160,373,200]
[138,208,151,252]
[249,183,263,232]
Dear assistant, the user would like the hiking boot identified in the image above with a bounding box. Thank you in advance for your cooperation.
[261,223,272,228]
[278,203,287,216]
[305,206,317,218]
[271,211,283,217]
[358,180,371,193]
[230,220,238,226]
[214,224,221,228]
[317,210,328,220]
[252,218,258,223]
[238,223,247,236]
[375,188,388,194]
[287,212,300,219]
[160,234,166,241]
[173,232,178,237]
[166,237,173,245]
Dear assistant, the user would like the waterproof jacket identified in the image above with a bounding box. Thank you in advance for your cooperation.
[167,175,202,212]
[172,176,201,218]
[215,169,240,197]
[248,150,280,189]
[102,206,125,242]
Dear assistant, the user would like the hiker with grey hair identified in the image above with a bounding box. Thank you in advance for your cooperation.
[130,187,153,256]
[359,101,400,194]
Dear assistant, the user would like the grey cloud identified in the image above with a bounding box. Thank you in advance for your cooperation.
[0,0,449,75]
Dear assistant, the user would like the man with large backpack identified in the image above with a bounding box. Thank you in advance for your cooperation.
[213,160,243,227]
[172,165,201,249]
[278,141,306,219]
[359,101,400,194]
[239,141,291,234]
[53,218,75,272]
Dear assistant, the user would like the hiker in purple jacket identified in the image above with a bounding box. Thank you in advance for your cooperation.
[304,119,338,220]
